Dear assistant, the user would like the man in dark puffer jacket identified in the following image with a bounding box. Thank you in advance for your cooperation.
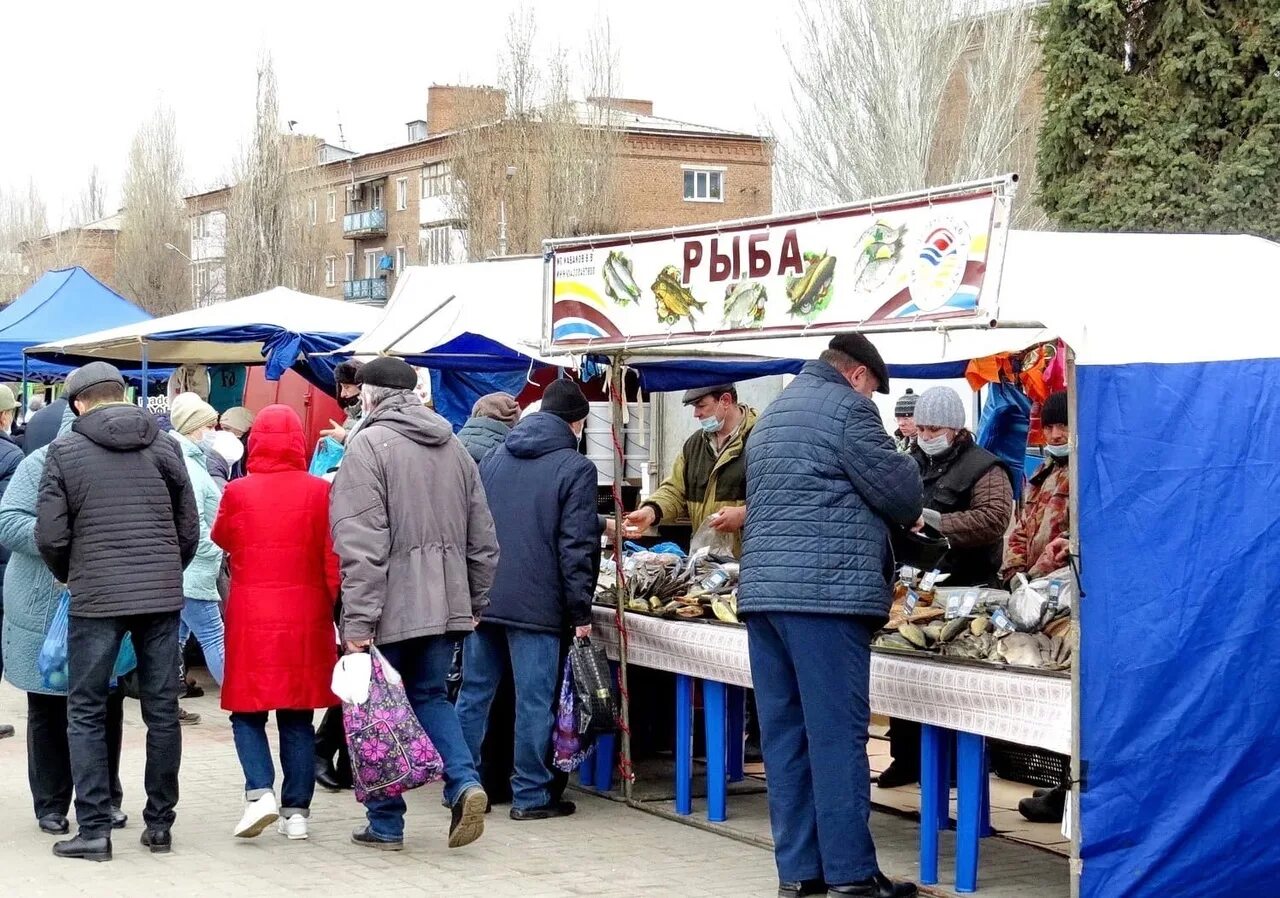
[36,362,200,862]
[739,334,923,898]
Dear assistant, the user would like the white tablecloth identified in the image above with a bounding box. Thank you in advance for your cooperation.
[591,607,1072,755]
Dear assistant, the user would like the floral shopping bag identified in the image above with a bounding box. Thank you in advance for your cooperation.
[552,657,591,773]
[341,646,444,804]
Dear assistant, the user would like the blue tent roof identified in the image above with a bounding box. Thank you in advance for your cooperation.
[0,267,154,380]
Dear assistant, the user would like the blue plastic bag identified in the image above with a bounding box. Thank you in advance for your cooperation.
[308,437,345,477]
[976,380,1032,500]
[38,590,139,691]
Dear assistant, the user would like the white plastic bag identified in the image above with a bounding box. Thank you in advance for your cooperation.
[1008,567,1077,630]
[331,652,372,705]
[689,517,735,558]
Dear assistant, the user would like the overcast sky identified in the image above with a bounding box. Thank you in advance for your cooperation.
[3,0,801,226]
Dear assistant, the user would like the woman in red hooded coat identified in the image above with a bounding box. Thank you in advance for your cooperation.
[211,404,340,842]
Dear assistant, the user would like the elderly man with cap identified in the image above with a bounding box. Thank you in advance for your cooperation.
[36,362,201,861]
[456,392,521,464]
[623,383,757,555]
[739,334,923,898]
[331,356,498,851]
[319,359,365,446]
[893,388,918,453]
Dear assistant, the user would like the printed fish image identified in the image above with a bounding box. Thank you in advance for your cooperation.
[652,265,706,326]
[786,252,836,321]
[722,280,768,328]
[852,221,905,292]
[602,250,641,306]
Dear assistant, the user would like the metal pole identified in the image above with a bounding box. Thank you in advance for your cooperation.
[1066,351,1081,898]
[20,353,28,421]
[498,198,508,258]
[609,357,634,804]
[140,343,150,405]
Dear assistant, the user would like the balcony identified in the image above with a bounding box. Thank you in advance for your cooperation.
[343,208,388,238]
[344,277,389,304]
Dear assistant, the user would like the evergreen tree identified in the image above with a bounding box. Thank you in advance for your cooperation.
[1037,0,1280,238]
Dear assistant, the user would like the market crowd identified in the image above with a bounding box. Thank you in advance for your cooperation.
[0,334,1070,898]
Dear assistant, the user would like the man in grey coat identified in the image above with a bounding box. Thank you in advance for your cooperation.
[330,356,499,852]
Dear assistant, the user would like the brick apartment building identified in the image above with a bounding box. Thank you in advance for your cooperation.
[17,211,123,295]
[184,85,774,306]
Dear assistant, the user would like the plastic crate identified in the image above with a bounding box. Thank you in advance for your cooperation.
[987,739,1069,788]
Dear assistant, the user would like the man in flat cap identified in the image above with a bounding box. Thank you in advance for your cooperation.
[330,356,498,852]
[739,334,923,898]
[623,383,757,557]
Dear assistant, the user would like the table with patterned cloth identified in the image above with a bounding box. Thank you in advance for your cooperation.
[590,606,1071,755]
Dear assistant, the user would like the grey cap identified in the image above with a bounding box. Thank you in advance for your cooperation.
[913,386,966,430]
[681,384,737,406]
[64,362,126,402]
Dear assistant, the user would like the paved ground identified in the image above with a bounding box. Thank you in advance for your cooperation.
[0,678,1067,897]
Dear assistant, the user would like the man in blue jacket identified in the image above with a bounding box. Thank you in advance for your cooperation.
[740,334,924,898]
[456,379,599,821]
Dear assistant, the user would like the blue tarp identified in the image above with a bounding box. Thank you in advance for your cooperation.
[603,357,967,393]
[0,268,155,380]
[429,368,530,432]
[1077,358,1280,897]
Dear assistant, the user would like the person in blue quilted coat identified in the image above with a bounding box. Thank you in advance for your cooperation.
[739,333,923,898]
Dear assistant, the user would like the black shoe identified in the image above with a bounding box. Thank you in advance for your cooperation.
[448,785,488,848]
[875,761,920,789]
[779,879,827,897]
[38,814,70,835]
[111,807,127,830]
[315,757,341,792]
[509,800,576,821]
[52,834,112,862]
[745,740,764,764]
[182,681,205,699]
[140,829,171,853]
[1033,786,1054,798]
[1018,785,1066,823]
[0,723,14,739]
[350,825,403,851]
[828,872,918,897]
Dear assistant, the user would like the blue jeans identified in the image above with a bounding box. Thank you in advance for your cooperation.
[746,612,878,886]
[455,624,560,811]
[364,635,481,840]
[179,598,225,685]
[230,709,316,817]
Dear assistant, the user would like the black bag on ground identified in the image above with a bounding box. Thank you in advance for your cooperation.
[569,637,618,737]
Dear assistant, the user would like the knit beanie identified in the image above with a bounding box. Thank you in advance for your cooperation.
[220,406,255,434]
[913,386,966,430]
[895,389,918,419]
[472,392,520,426]
[170,392,219,435]
[1041,391,1069,428]
[541,380,590,423]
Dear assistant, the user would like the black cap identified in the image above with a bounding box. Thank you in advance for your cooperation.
[334,359,364,386]
[64,361,126,402]
[681,384,737,406]
[541,379,590,423]
[828,333,890,394]
[1041,391,1068,428]
[355,357,418,390]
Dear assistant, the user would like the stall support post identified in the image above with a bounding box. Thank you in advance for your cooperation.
[1066,352,1082,898]
[608,356,634,803]
[674,674,694,815]
[704,679,728,823]
[955,732,985,893]
[726,686,746,783]
[140,343,150,405]
[919,724,946,885]
[19,355,28,420]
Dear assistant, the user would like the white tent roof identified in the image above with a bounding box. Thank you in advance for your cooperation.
[341,258,562,364]
[29,287,380,365]
[612,230,1280,369]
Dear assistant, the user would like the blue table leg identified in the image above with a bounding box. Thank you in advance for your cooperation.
[675,674,694,816]
[979,738,992,838]
[579,743,597,788]
[919,724,947,886]
[940,729,954,831]
[704,680,728,822]
[955,732,985,893]
[727,686,746,783]
[594,733,615,792]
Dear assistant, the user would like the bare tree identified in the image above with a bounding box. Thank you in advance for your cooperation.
[115,106,189,315]
[780,0,1042,224]
[0,181,48,301]
[78,167,107,224]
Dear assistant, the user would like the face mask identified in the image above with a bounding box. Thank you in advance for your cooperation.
[917,434,952,457]
[699,414,723,434]
[340,394,361,413]
[1044,443,1071,460]
[198,431,218,454]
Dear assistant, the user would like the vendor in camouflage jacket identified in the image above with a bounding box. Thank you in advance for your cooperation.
[1000,391,1071,583]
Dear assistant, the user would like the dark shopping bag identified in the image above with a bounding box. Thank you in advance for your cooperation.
[552,657,591,772]
[569,637,618,737]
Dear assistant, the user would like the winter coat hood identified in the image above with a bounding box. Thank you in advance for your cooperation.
[363,392,452,447]
[504,412,578,460]
[73,403,160,452]
[247,404,306,475]
[456,416,512,464]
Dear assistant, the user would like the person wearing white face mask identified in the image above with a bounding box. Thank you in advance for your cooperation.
[622,383,758,557]
[1000,390,1072,584]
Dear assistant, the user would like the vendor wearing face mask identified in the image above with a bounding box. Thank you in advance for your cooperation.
[1000,390,1071,584]
[623,384,757,557]
[319,360,366,445]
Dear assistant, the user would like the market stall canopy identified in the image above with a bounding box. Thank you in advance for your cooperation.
[0,267,158,380]
[339,257,561,371]
[27,286,380,389]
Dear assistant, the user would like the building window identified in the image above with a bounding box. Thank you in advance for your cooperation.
[396,178,408,211]
[419,225,457,266]
[370,184,384,211]
[324,256,336,287]
[192,215,207,240]
[193,266,206,303]
[364,250,380,279]
[307,197,317,226]
[344,252,355,282]
[327,191,336,222]
[421,162,451,199]
[682,167,725,202]
[395,245,407,272]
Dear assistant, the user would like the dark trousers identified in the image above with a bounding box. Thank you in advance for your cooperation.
[747,612,879,886]
[887,718,921,774]
[231,709,316,817]
[68,611,181,839]
[315,705,352,782]
[27,691,124,819]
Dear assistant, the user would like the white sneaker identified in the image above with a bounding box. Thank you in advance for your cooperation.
[233,792,279,838]
[278,814,308,841]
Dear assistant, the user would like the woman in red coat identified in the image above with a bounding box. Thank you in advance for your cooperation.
[211,404,340,842]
